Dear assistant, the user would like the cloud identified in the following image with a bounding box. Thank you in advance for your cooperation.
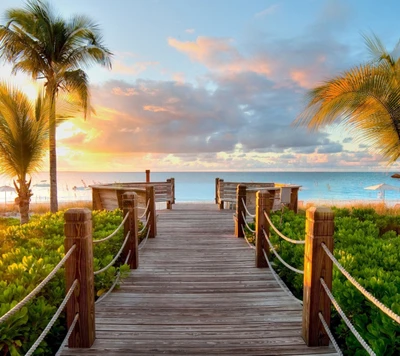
[112,60,159,75]
[255,4,279,18]
[185,28,195,33]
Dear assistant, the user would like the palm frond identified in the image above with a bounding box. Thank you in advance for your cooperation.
[296,35,400,164]
[0,82,48,179]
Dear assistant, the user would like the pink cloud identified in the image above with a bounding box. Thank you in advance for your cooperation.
[112,60,158,75]
[168,36,271,76]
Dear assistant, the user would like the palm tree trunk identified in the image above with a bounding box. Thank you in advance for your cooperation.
[16,178,32,224]
[48,84,58,213]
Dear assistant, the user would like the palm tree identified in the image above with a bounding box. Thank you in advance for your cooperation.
[295,34,400,164]
[0,83,48,224]
[0,0,112,212]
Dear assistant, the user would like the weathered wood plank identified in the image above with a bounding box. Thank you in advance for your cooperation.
[61,203,337,355]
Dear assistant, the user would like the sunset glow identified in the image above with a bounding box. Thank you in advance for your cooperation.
[0,0,399,172]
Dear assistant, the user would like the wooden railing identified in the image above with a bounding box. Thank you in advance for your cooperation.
[91,178,175,210]
[64,189,157,348]
[0,189,158,353]
[216,178,300,213]
[236,188,400,354]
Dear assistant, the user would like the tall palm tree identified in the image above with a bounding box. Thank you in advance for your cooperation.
[0,83,48,224]
[0,0,113,212]
[295,34,400,164]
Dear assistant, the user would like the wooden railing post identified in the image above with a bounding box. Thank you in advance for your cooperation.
[166,178,175,209]
[64,208,95,348]
[302,207,334,346]
[146,169,150,183]
[234,184,247,238]
[146,185,157,238]
[289,187,299,213]
[218,179,224,209]
[215,178,219,204]
[122,192,138,269]
[255,191,274,268]
[92,188,103,210]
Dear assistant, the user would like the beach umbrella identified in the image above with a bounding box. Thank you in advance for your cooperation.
[0,185,16,205]
[364,183,400,200]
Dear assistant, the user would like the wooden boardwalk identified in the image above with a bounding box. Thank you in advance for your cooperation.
[61,203,337,355]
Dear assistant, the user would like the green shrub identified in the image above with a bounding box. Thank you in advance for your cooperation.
[0,209,135,355]
[263,207,400,355]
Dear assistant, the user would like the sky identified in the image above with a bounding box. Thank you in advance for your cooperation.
[1,0,400,172]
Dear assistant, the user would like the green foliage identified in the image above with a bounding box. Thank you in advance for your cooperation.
[260,207,400,355]
[0,209,132,355]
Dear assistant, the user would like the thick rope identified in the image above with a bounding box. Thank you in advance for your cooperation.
[139,228,151,251]
[241,211,255,233]
[264,211,305,245]
[262,249,303,305]
[318,312,343,356]
[25,279,78,356]
[138,199,150,219]
[263,229,304,274]
[320,278,376,356]
[240,224,256,250]
[241,198,255,218]
[138,215,150,234]
[95,250,131,305]
[0,244,76,324]
[93,212,129,244]
[321,243,400,325]
[54,313,79,356]
[94,231,131,275]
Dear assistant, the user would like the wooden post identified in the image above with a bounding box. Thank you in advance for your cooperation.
[215,178,219,204]
[302,207,334,346]
[166,178,174,209]
[122,192,138,269]
[146,185,157,238]
[116,189,125,210]
[255,190,274,268]
[170,178,175,204]
[289,187,299,213]
[234,185,247,238]
[64,209,95,348]
[92,188,102,210]
[218,179,224,209]
[146,169,150,183]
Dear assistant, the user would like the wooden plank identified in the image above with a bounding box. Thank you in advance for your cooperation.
[61,203,337,355]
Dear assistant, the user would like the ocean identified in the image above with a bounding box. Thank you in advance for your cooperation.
[1,171,400,205]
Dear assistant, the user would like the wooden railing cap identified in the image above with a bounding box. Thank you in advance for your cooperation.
[64,208,92,221]
[306,206,334,220]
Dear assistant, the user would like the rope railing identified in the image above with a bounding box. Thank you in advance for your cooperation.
[93,212,130,244]
[241,198,255,218]
[262,228,304,274]
[95,250,132,305]
[0,244,77,324]
[138,199,150,219]
[138,215,150,235]
[321,242,400,325]
[138,228,151,251]
[320,278,376,356]
[25,279,78,356]
[264,211,305,245]
[55,313,79,356]
[262,249,303,305]
[94,231,131,275]
[240,224,256,250]
[241,211,255,233]
[318,312,343,356]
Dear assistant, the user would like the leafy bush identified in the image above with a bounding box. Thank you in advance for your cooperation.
[251,207,400,356]
[0,209,136,355]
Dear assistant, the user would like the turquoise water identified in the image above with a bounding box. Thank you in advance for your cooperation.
[1,171,400,204]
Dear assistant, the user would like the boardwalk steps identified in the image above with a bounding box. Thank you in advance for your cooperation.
[61,203,337,355]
